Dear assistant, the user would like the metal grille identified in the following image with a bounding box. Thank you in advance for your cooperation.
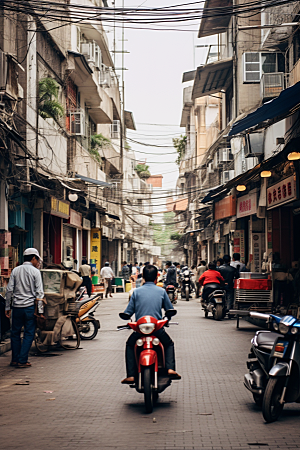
[235,289,272,302]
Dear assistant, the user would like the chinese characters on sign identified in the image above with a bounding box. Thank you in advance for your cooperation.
[236,193,257,218]
[90,228,101,275]
[233,230,245,263]
[267,175,297,209]
[50,196,70,219]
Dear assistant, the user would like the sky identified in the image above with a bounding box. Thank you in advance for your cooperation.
[105,0,212,197]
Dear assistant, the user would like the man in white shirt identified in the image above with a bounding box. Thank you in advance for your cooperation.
[100,262,114,298]
[230,253,246,274]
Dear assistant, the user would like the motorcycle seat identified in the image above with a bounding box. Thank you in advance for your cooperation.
[256,331,282,352]
[208,290,224,300]
[76,295,99,308]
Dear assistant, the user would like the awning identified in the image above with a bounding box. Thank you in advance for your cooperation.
[229,81,300,136]
[201,136,300,203]
[75,174,112,187]
[106,212,120,221]
[198,0,233,38]
[124,111,136,130]
[182,70,196,83]
[192,58,233,100]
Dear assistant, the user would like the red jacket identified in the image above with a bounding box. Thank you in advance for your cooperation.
[198,269,224,286]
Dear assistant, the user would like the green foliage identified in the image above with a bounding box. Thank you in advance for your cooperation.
[89,147,102,165]
[151,212,177,257]
[90,133,111,150]
[38,78,64,122]
[135,163,151,179]
[170,232,182,241]
[173,135,187,166]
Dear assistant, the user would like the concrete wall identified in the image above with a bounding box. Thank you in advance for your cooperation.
[38,117,68,176]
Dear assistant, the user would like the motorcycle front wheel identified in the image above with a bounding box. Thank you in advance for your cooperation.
[185,286,189,301]
[143,367,154,414]
[80,319,99,340]
[262,377,285,423]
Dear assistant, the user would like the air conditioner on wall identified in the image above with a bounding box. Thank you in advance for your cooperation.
[207,162,214,174]
[222,170,235,184]
[99,64,111,88]
[81,41,96,64]
[69,111,85,136]
[261,72,284,101]
[218,148,233,162]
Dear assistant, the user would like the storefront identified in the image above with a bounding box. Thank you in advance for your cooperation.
[62,209,82,270]
[9,195,33,265]
[213,195,236,259]
[43,196,69,265]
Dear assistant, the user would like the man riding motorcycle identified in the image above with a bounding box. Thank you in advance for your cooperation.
[198,262,225,301]
[163,261,178,289]
[218,255,237,311]
[121,265,181,384]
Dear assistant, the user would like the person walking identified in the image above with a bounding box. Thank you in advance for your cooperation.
[78,258,92,297]
[218,255,237,312]
[196,261,206,298]
[121,261,130,281]
[100,261,114,298]
[230,253,246,274]
[5,248,44,368]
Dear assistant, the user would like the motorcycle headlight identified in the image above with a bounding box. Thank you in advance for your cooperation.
[291,327,299,335]
[273,322,279,331]
[138,323,155,335]
[278,323,289,334]
[153,338,160,345]
[136,339,144,346]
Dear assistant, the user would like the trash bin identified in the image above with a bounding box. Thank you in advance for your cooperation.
[125,281,132,292]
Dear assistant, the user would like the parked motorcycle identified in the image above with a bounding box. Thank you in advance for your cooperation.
[76,293,101,340]
[201,286,226,320]
[166,285,177,304]
[118,309,178,414]
[242,310,300,423]
[180,268,193,300]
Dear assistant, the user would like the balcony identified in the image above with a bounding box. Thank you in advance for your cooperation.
[67,51,113,124]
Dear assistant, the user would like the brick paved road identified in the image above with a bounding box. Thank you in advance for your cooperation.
[1,293,300,450]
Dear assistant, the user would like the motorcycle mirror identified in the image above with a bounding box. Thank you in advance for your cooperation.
[165,309,177,319]
[119,312,131,320]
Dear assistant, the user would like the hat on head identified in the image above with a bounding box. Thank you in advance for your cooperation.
[105,261,109,266]
[23,248,43,261]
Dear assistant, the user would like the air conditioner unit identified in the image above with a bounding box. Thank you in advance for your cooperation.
[69,111,85,136]
[207,162,214,174]
[94,45,102,69]
[81,41,95,64]
[218,148,232,162]
[222,170,235,184]
[261,72,284,100]
[244,132,264,158]
[111,119,120,139]
[0,50,7,90]
[99,64,111,87]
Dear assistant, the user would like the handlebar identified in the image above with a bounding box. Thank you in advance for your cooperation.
[117,324,131,330]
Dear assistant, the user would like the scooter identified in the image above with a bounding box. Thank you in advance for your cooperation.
[201,285,226,321]
[166,285,177,304]
[180,269,193,300]
[118,309,178,414]
[76,291,101,340]
[241,310,300,423]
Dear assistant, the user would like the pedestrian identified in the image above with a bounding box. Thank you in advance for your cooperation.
[121,261,130,281]
[131,262,139,278]
[196,261,206,298]
[78,258,92,297]
[216,258,224,268]
[100,261,114,298]
[230,252,246,274]
[163,261,177,289]
[5,248,44,368]
[218,255,237,312]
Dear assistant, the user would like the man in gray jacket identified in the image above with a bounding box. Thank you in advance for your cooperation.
[5,248,44,368]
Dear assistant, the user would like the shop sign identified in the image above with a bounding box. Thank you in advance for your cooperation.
[214,196,236,221]
[267,175,297,209]
[233,230,245,263]
[50,196,70,219]
[90,228,101,275]
[82,218,91,230]
[69,209,82,228]
[223,222,230,235]
[237,192,257,218]
[205,227,213,240]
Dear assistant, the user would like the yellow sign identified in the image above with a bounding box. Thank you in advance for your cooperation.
[90,228,101,274]
[50,196,70,219]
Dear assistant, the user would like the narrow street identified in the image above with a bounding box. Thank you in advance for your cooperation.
[0,294,300,450]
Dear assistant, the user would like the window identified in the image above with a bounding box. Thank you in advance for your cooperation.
[243,52,283,83]
[76,27,81,52]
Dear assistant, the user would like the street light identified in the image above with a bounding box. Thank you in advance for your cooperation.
[260,170,272,178]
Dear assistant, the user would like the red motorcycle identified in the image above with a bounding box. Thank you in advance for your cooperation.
[118,310,177,413]
[166,285,177,304]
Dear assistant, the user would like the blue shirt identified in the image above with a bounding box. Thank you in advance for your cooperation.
[124,282,174,321]
[5,262,44,310]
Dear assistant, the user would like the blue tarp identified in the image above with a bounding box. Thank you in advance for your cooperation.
[228,81,300,136]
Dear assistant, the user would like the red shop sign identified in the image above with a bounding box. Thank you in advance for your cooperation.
[267,175,297,210]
